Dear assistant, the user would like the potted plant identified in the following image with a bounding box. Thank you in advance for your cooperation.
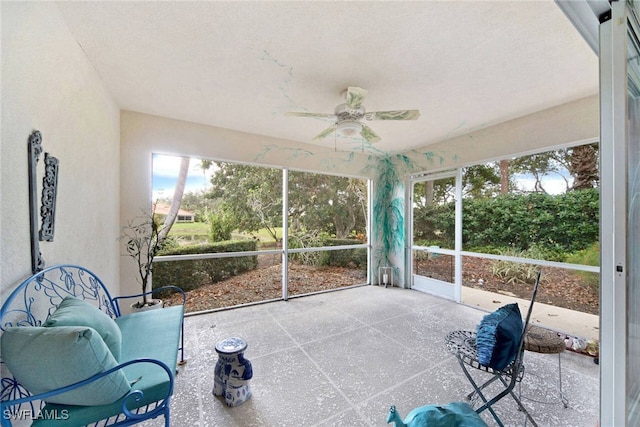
[119,204,169,310]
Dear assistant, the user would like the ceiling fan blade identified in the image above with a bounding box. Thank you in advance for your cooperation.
[365,110,421,121]
[286,111,337,120]
[360,123,381,143]
[345,87,368,110]
[312,124,337,141]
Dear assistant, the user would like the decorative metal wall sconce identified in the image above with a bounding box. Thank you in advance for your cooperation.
[28,130,59,273]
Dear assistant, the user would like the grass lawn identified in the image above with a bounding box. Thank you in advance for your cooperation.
[169,222,209,236]
[234,227,281,243]
[169,222,281,244]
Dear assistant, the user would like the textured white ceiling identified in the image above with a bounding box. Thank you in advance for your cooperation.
[55,1,598,154]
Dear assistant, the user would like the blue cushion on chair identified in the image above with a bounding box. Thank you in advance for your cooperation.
[476,303,523,370]
[44,296,122,360]
[1,326,131,406]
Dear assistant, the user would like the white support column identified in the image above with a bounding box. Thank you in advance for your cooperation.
[599,2,629,424]
[282,168,288,301]
[405,176,413,289]
[454,168,463,303]
[368,178,374,286]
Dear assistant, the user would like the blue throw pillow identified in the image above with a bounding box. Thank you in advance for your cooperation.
[1,326,131,406]
[44,296,122,360]
[476,303,523,370]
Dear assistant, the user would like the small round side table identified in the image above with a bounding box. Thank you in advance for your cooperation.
[524,325,568,408]
[212,336,253,407]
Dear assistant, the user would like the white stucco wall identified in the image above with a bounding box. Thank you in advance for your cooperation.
[1,2,121,297]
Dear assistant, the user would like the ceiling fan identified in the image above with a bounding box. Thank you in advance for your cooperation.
[286,86,420,144]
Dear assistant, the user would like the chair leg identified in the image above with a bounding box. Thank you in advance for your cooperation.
[466,374,502,400]
[458,359,505,427]
[458,358,538,427]
[558,352,569,408]
[496,377,538,427]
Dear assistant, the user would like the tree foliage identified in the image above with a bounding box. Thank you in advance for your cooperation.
[288,171,367,238]
[413,165,502,208]
[206,163,367,242]
[414,188,599,253]
[509,143,599,193]
[462,164,502,198]
[207,163,283,242]
[412,143,600,204]
[208,211,234,242]
[178,190,219,222]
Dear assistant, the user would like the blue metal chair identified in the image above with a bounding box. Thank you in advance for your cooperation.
[445,270,542,427]
[0,265,186,427]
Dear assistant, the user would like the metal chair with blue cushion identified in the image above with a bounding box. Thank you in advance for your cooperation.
[445,270,542,427]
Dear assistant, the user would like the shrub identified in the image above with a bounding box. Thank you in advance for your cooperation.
[464,245,506,255]
[208,211,234,242]
[566,241,600,266]
[415,188,599,253]
[287,233,366,268]
[320,238,367,268]
[490,245,548,285]
[288,231,324,266]
[565,242,600,289]
[153,240,258,292]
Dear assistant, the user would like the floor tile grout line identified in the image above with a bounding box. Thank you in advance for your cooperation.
[308,406,371,427]
[261,293,457,424]
[359,355,460,415]
[187,326,205,427]
[266,314,375,349]
[267,309,376,427]
[266,297,460,425]
[365,311,457,365]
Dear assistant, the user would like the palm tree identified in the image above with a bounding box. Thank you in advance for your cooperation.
[158,156,190,241]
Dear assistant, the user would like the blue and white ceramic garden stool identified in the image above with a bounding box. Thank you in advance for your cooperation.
[213,336,253,406]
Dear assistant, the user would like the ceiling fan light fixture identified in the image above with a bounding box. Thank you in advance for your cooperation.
[336,120,362,137]
[287,86,418,145]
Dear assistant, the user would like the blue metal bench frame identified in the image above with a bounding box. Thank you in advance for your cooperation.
[0,264,186,426]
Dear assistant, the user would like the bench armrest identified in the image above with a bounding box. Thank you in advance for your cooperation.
[0,358,174,427]
[111,286,186,317]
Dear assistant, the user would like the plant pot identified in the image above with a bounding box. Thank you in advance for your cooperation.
[130,299,163,312]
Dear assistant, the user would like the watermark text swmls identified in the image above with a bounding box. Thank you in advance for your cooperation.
[3,409,70,421]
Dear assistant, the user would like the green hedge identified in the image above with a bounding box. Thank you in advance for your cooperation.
[153,240,258,292]
[320,238,367,267]
[415,188,599,252]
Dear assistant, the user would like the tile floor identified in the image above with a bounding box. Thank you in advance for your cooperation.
[156,285,599,426]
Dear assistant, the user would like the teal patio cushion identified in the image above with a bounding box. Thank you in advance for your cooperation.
[0,326,130,406]
[387,402,488,427]
[115,305,183,378]
[44,296,122,360]
[476,303,523,370]
[31,306,184,426]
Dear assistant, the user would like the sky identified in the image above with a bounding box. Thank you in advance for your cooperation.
[513,172,572,195]
[152,154,216,201]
